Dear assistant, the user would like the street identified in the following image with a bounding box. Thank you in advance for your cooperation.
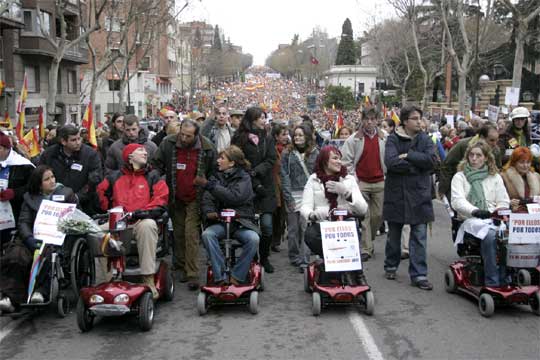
[1,202,539,360]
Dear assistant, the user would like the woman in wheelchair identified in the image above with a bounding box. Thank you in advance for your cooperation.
[500,146,540,213]
[451,140,510,287]
[0,165,77,311]
[300,146,368,280]
[197,145,260,286]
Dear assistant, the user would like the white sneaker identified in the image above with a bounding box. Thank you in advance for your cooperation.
[0,297,15,312]
[30,292,44,304]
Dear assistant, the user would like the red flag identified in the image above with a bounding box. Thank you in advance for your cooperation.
[82,102,97,149]
[16,73,28,142]
[334,111,344,138]
[310,56,319,65]
[38,106,45,140]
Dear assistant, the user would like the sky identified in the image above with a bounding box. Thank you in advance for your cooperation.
[180,0,396,65]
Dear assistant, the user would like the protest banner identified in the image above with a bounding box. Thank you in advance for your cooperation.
[508,213,540,244]
[320,220,362,271]
[33,200,77,245]
[0,201,15,230]
[488,105,499,122]
[505,87,520,106]
[526,203,540,214]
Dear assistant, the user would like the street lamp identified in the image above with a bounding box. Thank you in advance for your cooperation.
[470,0,483,114]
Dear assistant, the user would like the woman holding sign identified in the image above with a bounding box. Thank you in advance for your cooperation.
[501,147,540,213]
[451,141,510,287]
[301,146,367,266]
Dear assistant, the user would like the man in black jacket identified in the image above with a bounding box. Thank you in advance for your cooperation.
[40,124,103,215]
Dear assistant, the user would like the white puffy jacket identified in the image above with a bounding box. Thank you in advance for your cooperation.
[451,171,510,219]
[300,174,368,221]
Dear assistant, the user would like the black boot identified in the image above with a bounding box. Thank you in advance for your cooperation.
[261,258,274,273]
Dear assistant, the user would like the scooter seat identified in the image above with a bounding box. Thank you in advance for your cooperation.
[457,233,482,257]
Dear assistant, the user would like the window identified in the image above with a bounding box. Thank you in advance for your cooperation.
[105,17,121,32]
[23,11,32,32]
[108,80,121,91]
[37,11,51,35]
[140,56,150,71]
[67,70,77,94]
[24,65,39,93]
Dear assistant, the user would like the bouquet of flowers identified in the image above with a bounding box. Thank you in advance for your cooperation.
[57,208,103,235]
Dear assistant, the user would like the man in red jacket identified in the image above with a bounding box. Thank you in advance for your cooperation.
[97,143,169,298]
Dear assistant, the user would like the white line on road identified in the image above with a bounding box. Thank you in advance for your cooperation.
[0,316,27,344]
[348,311,384,360]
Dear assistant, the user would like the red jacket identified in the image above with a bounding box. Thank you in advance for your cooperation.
[97,167,169,212]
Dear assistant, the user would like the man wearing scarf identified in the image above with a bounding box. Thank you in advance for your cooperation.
[382,105,436,290]
[0,132,35,249]
[342,107,386,262]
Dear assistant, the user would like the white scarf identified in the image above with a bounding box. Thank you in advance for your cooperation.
[0,149,35,168]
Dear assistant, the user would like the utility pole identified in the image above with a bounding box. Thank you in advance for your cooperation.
[125,39,132,114]
[470,2,481,114]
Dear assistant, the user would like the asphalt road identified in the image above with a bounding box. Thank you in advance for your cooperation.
[1,202,539,360]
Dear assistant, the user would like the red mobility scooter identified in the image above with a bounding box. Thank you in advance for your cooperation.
[77,207,174,332]
[445,209,540,317]
[197,209,264,315]
[304,209,374,316]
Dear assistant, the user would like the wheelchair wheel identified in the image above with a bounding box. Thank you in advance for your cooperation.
[478,293,495,317]
[70,237,95,295]
[162,267,175,302]
[517,269,532,287]
[138,292,154,331]
[76,298,94,332]
[57,295,70,318]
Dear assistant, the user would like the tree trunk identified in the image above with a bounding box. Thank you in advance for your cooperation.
[118,81,126,113]
[47,57,61,124]
[90,73,98,117]
[512,21,526,89]
[458,71,467,114]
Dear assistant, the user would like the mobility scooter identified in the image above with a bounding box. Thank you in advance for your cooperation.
[77,207,174,332]
[445,209,540,317]
[197,209,264,315]
[304,209,374,316]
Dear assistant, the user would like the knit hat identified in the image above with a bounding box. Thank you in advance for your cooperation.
[0,132,12,149]
[122,143,144,163]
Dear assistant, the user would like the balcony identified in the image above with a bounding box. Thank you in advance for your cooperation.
[16,36,89,64]
[0,0,24,29]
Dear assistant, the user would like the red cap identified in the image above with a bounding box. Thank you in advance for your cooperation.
[0,132,12,149]
[122,143,144,163]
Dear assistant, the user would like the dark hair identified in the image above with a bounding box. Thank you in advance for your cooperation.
[46,124,56,131]
[219,145,251,170]
[400,105,423,125]
[301,115,311,122]
[58,124,79,140]
[28,165,54,195]
[238,107,265,134]
[478,123,497,139]
[292,124,315,153]
[362,106,379,119]
[180,118,200,136]
[110,112,124,125]
[123,114,139,127]
[271,122,288,139]
[385,118,396,132]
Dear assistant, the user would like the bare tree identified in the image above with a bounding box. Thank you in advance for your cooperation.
[36,0,107,123]
[498,0,540,89]
[0,0,18,16]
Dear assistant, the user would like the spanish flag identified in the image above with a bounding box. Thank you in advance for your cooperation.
[334,111,344,138]
[391,110,400,126]
[0,80,5,97]
[364,95,371,107]
[0,112,12,129]
[38,106,45,140]
[82,101,97,149]
[16,73,28,142]
[22,128,41,158]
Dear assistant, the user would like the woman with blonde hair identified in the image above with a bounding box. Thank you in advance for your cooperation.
[451,140,510,287]
[501,146,540,212]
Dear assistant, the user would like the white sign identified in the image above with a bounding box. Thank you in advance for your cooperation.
[526,204,540,214]
[320,221,362,271]
[505,87,520,106]
[0,201,15,230]
[445,115,454,128]
[488,105,499,122]
[33,200,76,246]
[508,213,540,244]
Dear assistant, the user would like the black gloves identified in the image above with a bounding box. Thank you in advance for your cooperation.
[24,236,41,250]
[131,210,150,220]
[472,209,491,219]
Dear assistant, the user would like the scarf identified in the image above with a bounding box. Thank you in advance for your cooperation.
[315,165,348,210]
[464,163,489,211]
[0,149,35,168]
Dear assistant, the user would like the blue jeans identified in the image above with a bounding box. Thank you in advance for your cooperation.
[384,222,428,282]
[201,223,260,282]
[259,212,273,260]
[480,229,505,287]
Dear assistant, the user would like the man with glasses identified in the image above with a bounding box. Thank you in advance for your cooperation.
[342,106,386,261]
[153,110,177,146]
[382,105,436,290]
[202,106,235,153]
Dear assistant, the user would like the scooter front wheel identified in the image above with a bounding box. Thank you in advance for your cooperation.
[517,269,531,287]
[364,291,375,316]
[197,292,208,316]
[478,293,495,317]
[76,298,94,332]
[312,292,321,316]
[444,269,457,293]
[138,292,154,331]
[249,291,259,315]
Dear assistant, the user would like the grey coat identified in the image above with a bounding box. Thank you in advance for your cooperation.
[105,128,157,175]
[383,127,436,224]
[280,147,319,206]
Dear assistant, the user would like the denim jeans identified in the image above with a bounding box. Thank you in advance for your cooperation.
[259,212,273,260]
[480,229,505,286]
[201,223,260,282]
[384,222,428,281]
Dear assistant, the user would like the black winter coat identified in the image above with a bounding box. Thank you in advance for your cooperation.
[2,159,34,222]
[201,167,260,235]
[231,131,277,213]
[383,127,436,224]
[18,185,78,241]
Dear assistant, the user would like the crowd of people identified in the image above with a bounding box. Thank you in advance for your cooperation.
[0,70,538,314]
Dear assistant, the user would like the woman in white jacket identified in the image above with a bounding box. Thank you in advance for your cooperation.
[451,140,510,287]
[301,146,368,259]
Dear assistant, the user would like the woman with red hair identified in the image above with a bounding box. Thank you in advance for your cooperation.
[501,146,540,212]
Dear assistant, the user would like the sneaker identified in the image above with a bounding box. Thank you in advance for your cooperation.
[0,297,15,313]
[261,259,274,273]
[361,253,370,262]
[412,279,433,291]
[271,245,281,253]
[142,275,159,300]
[30,292,44,304]
[384,271,396,280]
[298,263,308,274]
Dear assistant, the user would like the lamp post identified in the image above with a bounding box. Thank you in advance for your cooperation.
[470,1,482,114]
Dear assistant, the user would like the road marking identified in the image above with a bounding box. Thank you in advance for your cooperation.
[0,316,26,343]
[348,311,384,360]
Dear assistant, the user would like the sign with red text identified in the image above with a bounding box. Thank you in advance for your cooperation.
[508,213,540,244]
[320,221,362,271]
[33,200,76,245]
